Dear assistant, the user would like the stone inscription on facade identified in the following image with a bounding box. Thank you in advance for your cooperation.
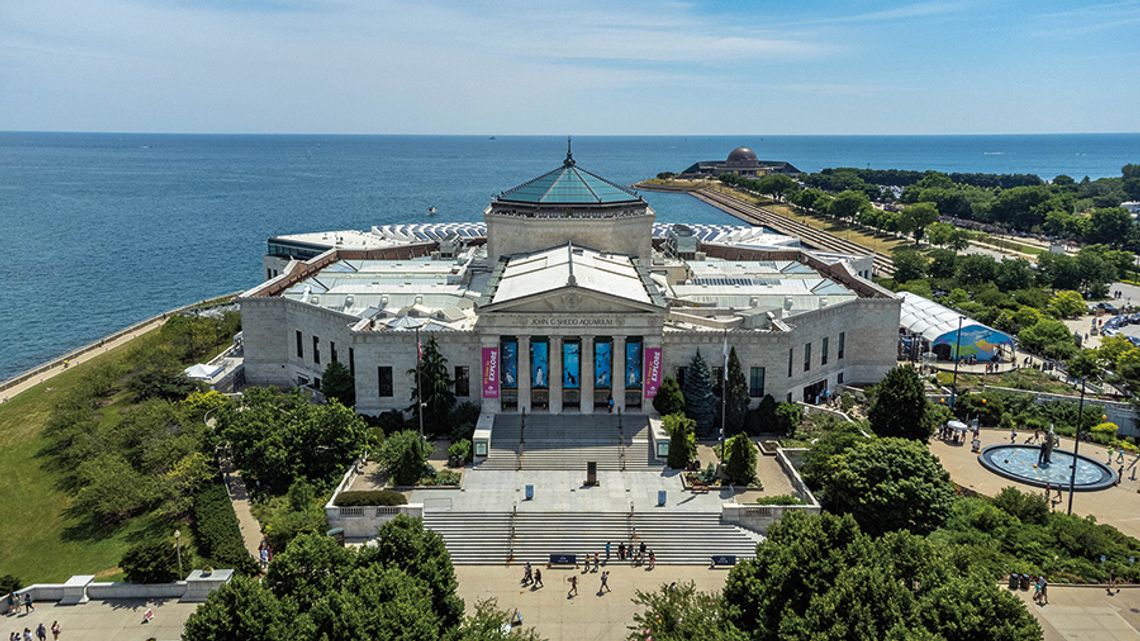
[528,317,623,328]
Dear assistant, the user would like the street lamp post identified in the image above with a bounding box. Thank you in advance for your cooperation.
[174,529,183,577]
[950,316,964,408]
[1066,377,1087,515]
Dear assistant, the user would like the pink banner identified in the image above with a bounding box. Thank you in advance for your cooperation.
[481,347,500,399]
[644,347,663,399]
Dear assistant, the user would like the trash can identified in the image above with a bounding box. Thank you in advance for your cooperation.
[658,490,667,507]
[525,484,534,501]
[1007,572,1019,590]
[327,527,345,546]
[1020,574,1031,590]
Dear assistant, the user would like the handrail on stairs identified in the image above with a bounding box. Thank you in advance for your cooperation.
[618,408,626,471]
[508,501,517,564]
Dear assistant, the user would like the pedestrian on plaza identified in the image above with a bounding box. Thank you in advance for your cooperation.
[600,571,611,594]
[22,595,32,614]
[593,552,600,572]
[1108,448,1115,464]
[5,591,15,615]
[618,542,625,560]
[1054,485,1063,505]
[22,629,31,641]
[1010,427,1017,444]
[1109,569,1120,595]
[50,623,59,641]
[1118,450,1125,465]
[607,395,614,414]
[259,547,269,570]
[567,575,578,598]
[522,561,532,586]
[533,568,543,589]
[605,541,611,562]
[34,624,44,641]
[648,550,656,570]
[1118,465,1124,485]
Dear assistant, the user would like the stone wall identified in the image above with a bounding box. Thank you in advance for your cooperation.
[486,212,654,264]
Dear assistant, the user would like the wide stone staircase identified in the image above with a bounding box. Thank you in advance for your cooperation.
[422,510,762,565]
[477,414,661,472]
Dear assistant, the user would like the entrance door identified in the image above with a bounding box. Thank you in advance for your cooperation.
[803,379,827,404]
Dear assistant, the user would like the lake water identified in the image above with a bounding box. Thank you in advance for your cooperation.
[1,132,1138,379]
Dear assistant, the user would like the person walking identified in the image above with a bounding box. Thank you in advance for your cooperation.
[22,629,31,641]
[522,561,532,586]
[50,623,59,641]
[593,552,600,573]
[1108,569,1119,595]
[533,568,543,589]
[23,594,33,614]
[605,541,611,562]
[34,625,45,641]
[618,542,625,561]
[567,575,578,598]
[648,550,656,570]
[600,571,611,594]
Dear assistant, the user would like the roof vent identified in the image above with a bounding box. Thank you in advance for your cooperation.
[345,295,355,308]
[820,297,829,307]
[784,297,794,311]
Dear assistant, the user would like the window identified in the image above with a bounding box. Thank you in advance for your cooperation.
[349,348,355,377]
[838,332,846,360]
[787,349,793,378]
[786,392,793,403]
[312,336,321,365]
[822,337,829,366]
[803,342,811,372]
[749,367,766,398]
[330,341,338,364]
[295,331,303,358]
[837,372,845,384]
[378,366,393,397]
[455,366,470,397]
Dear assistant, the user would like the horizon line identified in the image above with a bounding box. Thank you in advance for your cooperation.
[3,129,1140,138]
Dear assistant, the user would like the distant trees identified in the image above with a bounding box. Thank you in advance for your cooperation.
[898,201,939,243]
[891,249,929,283]
[1019,319,1079,361]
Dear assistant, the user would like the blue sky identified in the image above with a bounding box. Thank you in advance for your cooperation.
[2,0,1139,134]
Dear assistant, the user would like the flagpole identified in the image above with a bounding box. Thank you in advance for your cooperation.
[416,325,424,439]
[720,329,728,462]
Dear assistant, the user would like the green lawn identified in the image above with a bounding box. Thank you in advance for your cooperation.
[0,329,225,583]
[935,368,1076,395]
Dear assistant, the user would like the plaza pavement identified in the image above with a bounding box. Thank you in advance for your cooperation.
[1015,586,1140,641]
[2,598,197,641]
[455,563,729,641]
[930,434,1140,539]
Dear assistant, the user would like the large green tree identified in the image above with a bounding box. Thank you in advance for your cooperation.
[824,438,956,536]
[683,350,717,435]
[652,376,686,416]
[664,413,697,469]
[724,433,757,485]
[868,366,932,441]
[408,336,455,436]
[722,347,750,436]
[899,201,939,244]
[629,581,747,641]
[380,429,430,486]
[320,360,355,407]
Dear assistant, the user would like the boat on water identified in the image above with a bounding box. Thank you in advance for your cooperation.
[426,206,438,216]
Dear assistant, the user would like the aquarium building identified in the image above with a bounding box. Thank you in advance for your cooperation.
[240,149,899,419]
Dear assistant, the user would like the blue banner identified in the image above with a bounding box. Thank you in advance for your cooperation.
[563,341,580,389]
[626,340,643,389]
[501,338,518,389]
[595,340,612,388]
[531,339,549,389]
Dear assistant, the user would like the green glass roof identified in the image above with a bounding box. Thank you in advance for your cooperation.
[497,147,641,205]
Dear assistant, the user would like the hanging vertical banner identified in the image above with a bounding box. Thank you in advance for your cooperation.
[563,341,580,389]
[594,340,612,388]
[643,346,663,398]
[531,339,549,389]
[481,347,499,399]
[501,339,518,389]
[625,340,643,389]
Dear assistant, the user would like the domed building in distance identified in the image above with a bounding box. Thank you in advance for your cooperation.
[679,146,801,178]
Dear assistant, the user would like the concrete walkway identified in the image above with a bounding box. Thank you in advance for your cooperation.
[219,457,264,559]
[2,598,198,641]
[1014,585,1140,641]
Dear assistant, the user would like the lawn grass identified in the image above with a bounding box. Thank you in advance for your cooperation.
[0,329,224,583]
[934,368,1076,395]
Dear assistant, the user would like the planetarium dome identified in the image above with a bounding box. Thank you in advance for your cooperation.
[726,146,759,166]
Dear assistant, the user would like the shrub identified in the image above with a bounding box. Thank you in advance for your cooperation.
[652,376,686,417]
[756,494,805,506]
[449,402,481,442]
[319,361,355,407]
[192,481,259,575]
[724,433,757,485]
[333,490,408,507]
[260,480,328,553]
[0,574,22,596]
[121,538,181,583]
[664,413,696,469]
[750,394,777,435]
[773,401,802,436]
[380,430,431,486]
[992,487,1049,526]
[447,439,472,467]
[420,469,461,486]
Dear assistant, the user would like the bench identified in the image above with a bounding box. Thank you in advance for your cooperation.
[710,555,737,568]
[547,553,577,568]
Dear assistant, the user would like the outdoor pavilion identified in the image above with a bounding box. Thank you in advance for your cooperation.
[898,291,1014,363]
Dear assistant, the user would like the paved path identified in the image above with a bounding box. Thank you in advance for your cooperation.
[0,320,167,403]
[1014,585,1140,641]
[455,564,728,641]
[220,457,264,559]
[2,598,198,641]
[931,435,1140,539]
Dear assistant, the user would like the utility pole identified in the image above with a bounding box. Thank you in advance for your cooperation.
[950,315,964,408]
[1067,376,1086,515]
[416,324,424,439]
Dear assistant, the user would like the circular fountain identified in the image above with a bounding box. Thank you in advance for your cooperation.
[978,444,1117,491]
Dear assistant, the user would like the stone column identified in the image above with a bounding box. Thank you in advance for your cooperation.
[642,335,662,412]
[480,336,499,415]
[549,336,563,414]
[612,336,626,414]
[518,336,531,414]
[581,336,594,415]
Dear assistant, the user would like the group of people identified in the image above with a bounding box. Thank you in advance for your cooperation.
[258,539,274,570]
[7,623,59,641]
[520,563,544,589]
[564,571,610,599]
[612,541,655,569]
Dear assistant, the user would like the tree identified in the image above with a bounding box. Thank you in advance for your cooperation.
[722,348,750,435]
[653,376,686,417]
[899,202,939,244]
[408,336,455,437]
[891,249,928,283]
[724,433,757,485]
[458,599,545,641]
[924,221,956,248]
[773,401,802,437]
[120,538,180,583]
[380,430,430,486]
[868,366,932,441]
[629,582,747,641]
[757,174,798,201]
[994,258,1035,291]
[183,575,303,641]
[320,360,355,407]
[830,190,870,221]
[1047,290,1086,319]
[682,350,717,435]
[664,413,696,469]
[748,394,777,435]
[1085,208,1133,248]
[824,438,955,536]
[1018,319,1079,360]
[361,515,464,630]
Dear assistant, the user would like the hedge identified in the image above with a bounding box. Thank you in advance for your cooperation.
[191,480,259,575]
[333,490,408,507]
